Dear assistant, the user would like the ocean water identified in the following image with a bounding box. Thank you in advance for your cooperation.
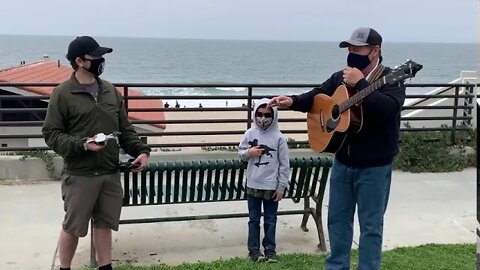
[0,35,475,107]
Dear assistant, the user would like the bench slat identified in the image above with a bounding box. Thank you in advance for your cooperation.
[212,162,221,201]
[173,169,180,203]
[149,170,156,204]
[189,168,197,202]
[140,171,147,204]
[157,169,163,204]
[132,172,138,205]
[197,169,205,202]
[287,166,298,198]
[227,167,237,200]
[205,166,213,201]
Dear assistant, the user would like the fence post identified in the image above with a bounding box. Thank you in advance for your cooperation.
[247,86,252,129]
[451,86,459,144]
[463,84,474,127]
[123,86,129,114]
[473,83,478,129]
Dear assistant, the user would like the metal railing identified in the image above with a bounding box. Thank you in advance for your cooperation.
[0,82,476,151]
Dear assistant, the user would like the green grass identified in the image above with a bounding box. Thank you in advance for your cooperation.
[85,243,475,270]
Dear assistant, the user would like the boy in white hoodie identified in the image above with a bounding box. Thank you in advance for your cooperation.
[238,98,290,263]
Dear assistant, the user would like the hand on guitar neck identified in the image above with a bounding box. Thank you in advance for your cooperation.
[268,95,293,109]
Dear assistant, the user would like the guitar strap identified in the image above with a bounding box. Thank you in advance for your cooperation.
[367,64,385,84]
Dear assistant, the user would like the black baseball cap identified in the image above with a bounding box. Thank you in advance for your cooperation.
[339,27,382,48]
[66,36,113,61]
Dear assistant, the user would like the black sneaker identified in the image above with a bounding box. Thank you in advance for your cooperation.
[265,250,278,263]
[249,249,266,262]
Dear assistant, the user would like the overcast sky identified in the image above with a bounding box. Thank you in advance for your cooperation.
[0,0,476,43]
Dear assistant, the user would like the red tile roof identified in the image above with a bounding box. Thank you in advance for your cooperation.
[0,60,165,129]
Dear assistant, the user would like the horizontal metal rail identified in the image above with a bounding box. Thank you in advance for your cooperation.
[0,82,476,151]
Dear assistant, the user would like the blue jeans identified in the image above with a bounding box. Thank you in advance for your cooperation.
[325,159,392,270]
[247,194,279,253]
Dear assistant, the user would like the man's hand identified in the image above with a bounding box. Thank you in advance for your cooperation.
[84,136,107,152]
[268,96,293,109]
[130,153,149,172]
[343,67,364,87]
[248,146,263,157]
[272,191,283,202]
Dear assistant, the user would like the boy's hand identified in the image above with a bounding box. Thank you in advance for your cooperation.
[248,146,263,157]
[273,191,283,202]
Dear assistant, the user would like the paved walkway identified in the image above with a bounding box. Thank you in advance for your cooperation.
[0,168,475,270]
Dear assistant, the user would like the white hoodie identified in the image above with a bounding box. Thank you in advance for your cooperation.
[238,98,290,193]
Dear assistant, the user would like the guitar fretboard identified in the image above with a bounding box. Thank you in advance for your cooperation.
[339,78,385,113]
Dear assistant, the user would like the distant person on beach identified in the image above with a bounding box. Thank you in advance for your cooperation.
[199,103,203,108]
[175,100,180,108]
[164,102,170,108]
[42,36,151,270]
[269,27,406,270]
[238,98,290,263]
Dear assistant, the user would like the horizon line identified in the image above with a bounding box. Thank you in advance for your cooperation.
[0,33,476,45]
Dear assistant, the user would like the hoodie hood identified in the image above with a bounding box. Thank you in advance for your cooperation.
[253,98,278,132]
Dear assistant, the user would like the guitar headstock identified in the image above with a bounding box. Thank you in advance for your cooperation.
[385,59,423,85]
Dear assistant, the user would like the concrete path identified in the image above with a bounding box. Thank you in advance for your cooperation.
[0,168,475,270]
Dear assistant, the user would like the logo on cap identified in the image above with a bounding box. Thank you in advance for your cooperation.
[356,32,366,40]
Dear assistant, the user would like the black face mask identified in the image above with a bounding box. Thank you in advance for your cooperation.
[347,50,373,70]
[82,57,105,76]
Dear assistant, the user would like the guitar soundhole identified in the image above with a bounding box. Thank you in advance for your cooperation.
[332,105,340,120]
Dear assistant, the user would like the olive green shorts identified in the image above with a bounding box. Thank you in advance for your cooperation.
[61,173,123,237]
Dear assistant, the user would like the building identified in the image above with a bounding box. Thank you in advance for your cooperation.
[0,60,166,149]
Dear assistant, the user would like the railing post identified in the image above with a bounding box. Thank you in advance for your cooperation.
[247,86,252,129]
[473,83,478,129]
[123,86,129,114]
[464,85,474,127]
[451,86,459,144]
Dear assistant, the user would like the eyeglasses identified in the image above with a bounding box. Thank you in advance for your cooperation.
[256,112,272,118]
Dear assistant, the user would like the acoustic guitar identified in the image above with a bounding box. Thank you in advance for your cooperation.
[307,59,423,153]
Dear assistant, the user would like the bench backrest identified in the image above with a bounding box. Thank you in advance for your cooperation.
[122,156,332,206]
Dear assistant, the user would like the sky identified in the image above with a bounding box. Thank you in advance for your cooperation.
[0,0,476,43]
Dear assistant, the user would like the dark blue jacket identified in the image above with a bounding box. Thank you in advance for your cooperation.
[290,68,406,167]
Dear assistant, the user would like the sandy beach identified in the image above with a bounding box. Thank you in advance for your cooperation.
[148,109,310,149]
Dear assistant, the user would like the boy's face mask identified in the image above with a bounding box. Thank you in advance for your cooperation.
[255,111,273,130]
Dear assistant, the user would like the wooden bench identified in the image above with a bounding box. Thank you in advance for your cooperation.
[89,156,332,266]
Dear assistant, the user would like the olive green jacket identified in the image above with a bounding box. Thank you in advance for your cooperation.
[42,74,151,175]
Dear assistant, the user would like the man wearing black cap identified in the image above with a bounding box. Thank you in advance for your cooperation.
[42,36,151,270]
[268,27,406,269]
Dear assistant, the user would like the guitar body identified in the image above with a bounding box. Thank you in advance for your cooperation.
[307,85,363,153]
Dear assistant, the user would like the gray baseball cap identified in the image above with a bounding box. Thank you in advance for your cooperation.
[339,27,382,48]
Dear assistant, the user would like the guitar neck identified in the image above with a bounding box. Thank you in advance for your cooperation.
[339,77,386,113]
